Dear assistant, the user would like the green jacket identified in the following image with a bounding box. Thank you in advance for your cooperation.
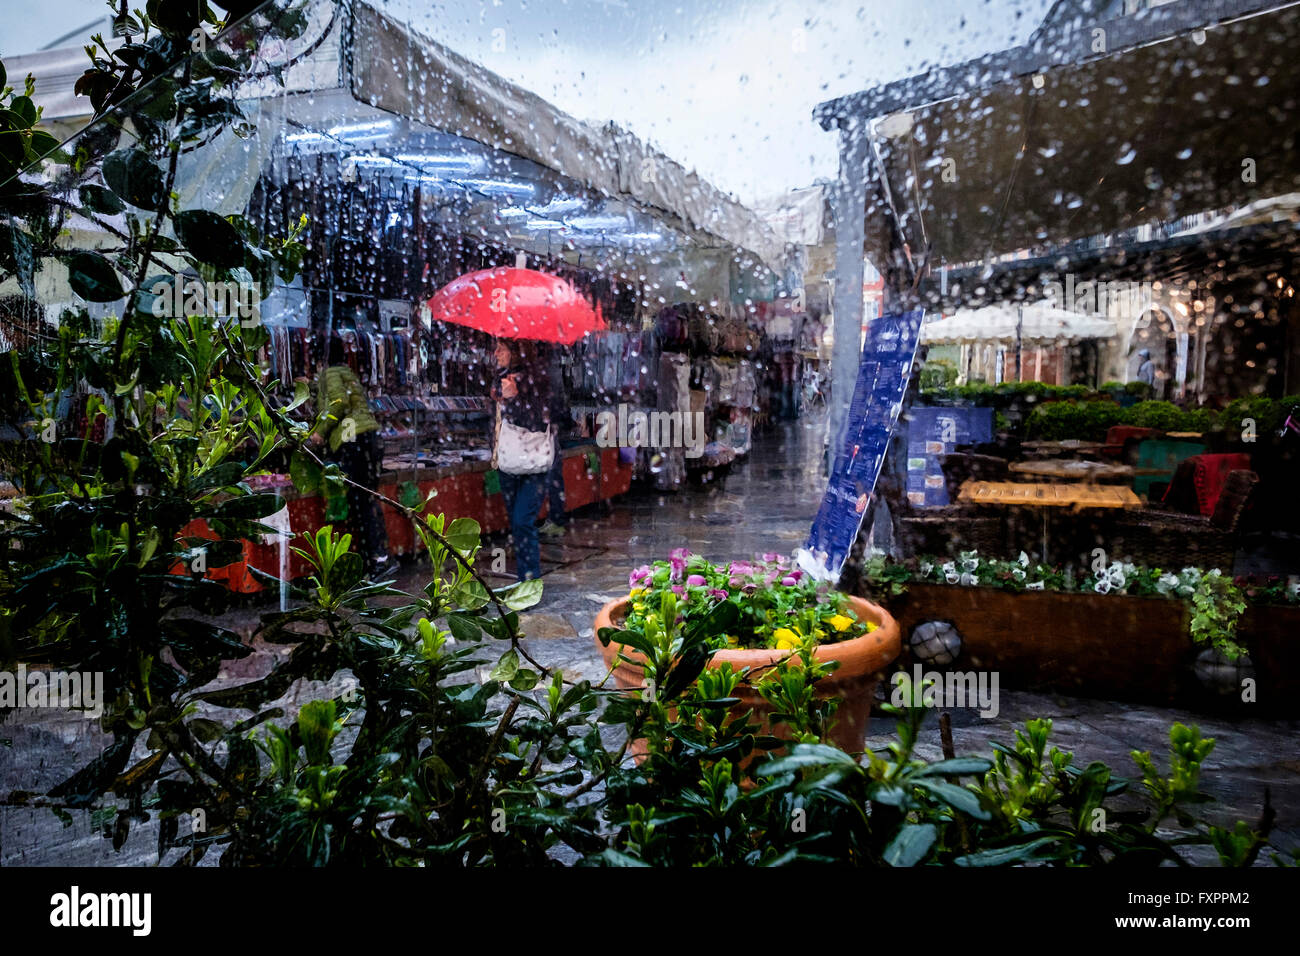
[314,365,379,452]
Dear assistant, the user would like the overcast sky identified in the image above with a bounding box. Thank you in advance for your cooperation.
[3,0,1052,204]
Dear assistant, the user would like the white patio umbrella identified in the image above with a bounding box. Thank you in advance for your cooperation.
[920,303,1118,346]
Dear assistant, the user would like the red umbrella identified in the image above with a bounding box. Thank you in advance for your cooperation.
[426,267,605,345]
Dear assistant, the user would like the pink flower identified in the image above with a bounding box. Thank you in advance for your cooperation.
[670,547,692,561]
[707,588,729,600]
[669,557,686,580]
[686,574,706,587]
[670,585,685,597]
[781,576,797,587]
[628,565,652,588]
[728,576,746,588]
[762,552,782,563]
[787,569,802,582]
[728,561,754,577]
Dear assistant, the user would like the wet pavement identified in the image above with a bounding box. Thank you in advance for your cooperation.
[3,413,1298,864]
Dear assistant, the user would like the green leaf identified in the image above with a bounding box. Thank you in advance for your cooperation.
[289,449,321,495]
[884,823,937,867]
[79,183,126,215]
[757,743,860,777]
[67,251,125,301]
[297,699,338,766]
[208,493,282,519]
[954,836,1064,867]
[916,757,994,777]
[102,148,167,211]
[500,578,543,611]
[174,209,247,268]
[489,649,519,683]
[443,516,481,553]
[509,669,540,691]
[914,779,991,820]
[446,613,483,644]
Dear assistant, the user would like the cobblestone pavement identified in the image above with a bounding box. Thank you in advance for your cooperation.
[3,415,1297,864]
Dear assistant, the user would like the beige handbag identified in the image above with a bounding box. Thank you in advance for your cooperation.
[494,405,555,475]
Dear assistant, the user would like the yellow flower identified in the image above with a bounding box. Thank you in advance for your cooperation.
[773,627,800,650]
[725,634,739,646]
[632,603,645,614]
[629,587,645,599]
[828,614,854,633]
[865,620,879,633]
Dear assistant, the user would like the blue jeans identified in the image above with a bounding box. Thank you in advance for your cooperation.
[499,471,545,581]
[544,434,566,525]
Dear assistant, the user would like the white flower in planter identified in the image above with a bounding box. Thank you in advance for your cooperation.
[920,560,934,576]
[1288,577,1300,600]
[1018,551,1030,568]
[1107,564,1127,589]
[959,572,976,586]
[1094,578,1112,595]
[1156,573,1180,595]
[942,561,958,584]
[1012,567,1026,582]
[1026,581,1045,590]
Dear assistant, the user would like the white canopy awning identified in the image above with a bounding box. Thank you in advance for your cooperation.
[920,304,1117,346]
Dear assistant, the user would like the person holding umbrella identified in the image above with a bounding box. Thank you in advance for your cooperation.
[491,339,554,582]
[426,265,605,581]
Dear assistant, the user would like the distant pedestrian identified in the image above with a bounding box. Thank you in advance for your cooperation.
[311,336,391,577]
[1136,349,1155,388]
[491,340,555,582]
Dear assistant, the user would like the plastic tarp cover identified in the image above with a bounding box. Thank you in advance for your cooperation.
[348,1,785,269]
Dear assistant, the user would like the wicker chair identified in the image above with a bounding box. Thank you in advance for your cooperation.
[1106,469,1259,569]
[895,453,1012,558]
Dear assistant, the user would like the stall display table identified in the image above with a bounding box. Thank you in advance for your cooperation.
[179,444,632,593]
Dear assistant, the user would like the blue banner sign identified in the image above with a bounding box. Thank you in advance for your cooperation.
[906,406,995,507]
[797,310,924,581]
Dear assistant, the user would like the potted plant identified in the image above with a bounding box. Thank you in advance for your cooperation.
[594,549,900,754]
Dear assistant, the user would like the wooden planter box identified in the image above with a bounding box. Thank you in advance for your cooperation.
[889,583,1299,711]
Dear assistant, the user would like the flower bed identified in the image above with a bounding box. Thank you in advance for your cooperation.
[861,552,1300,710]
[625,549,879,651]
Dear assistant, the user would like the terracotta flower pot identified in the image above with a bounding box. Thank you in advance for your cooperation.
[593,594,901,755]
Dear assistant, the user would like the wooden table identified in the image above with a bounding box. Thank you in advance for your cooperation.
[960,480,1142,509]
[1019,440,1107,459]
[1008,459,1135,483]
[958,480,1142,562]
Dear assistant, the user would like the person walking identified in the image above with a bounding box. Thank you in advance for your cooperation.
[491,340,554,582]
[1136,349,1156,389]
[311,336,391,577]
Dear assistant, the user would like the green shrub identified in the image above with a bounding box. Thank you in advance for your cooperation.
[1220,394,1300,438]
[1024,399,1125,441]
[919,358,959,390]
[1126,400,1189,431]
